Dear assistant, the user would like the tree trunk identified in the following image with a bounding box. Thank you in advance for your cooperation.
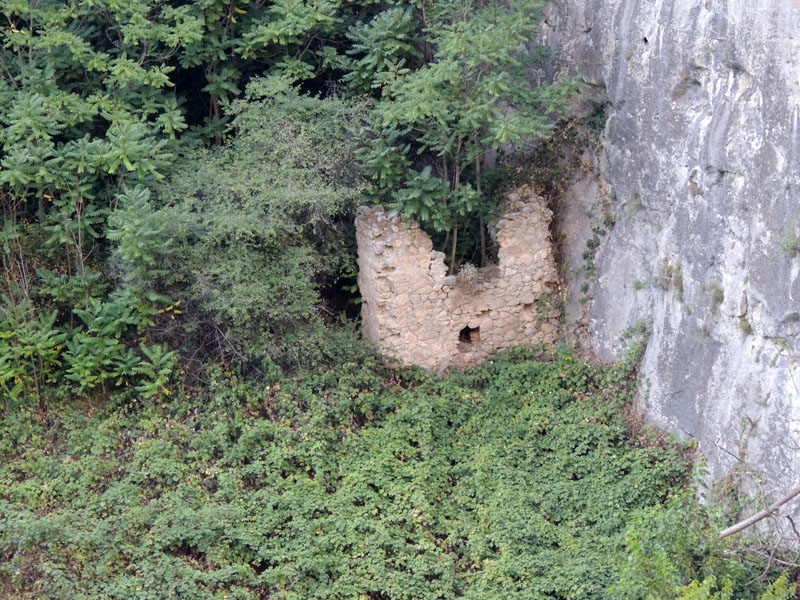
[476,157,486,266]
[211,93,222,146]
[449,226,458,275]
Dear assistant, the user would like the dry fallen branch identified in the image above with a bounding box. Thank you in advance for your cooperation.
[719,483,800,539]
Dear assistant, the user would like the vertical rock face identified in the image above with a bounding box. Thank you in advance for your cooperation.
[547,0,800,486]
[356,190,560,373]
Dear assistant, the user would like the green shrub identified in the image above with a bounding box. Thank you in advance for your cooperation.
[710,283,725,311]
[739,318,752,335]
[156,77,370,372]
[0,354,697,599]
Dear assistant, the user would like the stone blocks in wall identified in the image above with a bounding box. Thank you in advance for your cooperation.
[356,188,560,372]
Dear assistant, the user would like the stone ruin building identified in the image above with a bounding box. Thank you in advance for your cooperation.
[356,188,561,373]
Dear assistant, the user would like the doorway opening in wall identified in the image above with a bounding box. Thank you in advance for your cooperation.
[459,326,480,345]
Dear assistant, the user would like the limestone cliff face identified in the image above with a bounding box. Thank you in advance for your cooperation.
[547,0,800,486]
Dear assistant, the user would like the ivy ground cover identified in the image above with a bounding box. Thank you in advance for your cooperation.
[0,352,690,599]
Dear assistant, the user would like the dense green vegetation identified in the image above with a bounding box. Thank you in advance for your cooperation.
[155,78,370,373]
[1,349,792,599]
[0,0,797,597]
[0,0,570,395]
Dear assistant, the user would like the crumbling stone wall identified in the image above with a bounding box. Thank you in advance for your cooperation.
[356,189,560,372]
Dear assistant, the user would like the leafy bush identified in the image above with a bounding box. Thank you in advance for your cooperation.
[354,0,578,268]
[0,0,404,406]
[0,186,178,406]
[155,77,371,373]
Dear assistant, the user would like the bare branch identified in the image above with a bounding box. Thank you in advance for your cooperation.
[742,548,800,569]
[787,515,800,541]
[719,483,800,539]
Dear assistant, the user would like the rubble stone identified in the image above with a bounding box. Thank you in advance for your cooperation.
[356,188,559,372]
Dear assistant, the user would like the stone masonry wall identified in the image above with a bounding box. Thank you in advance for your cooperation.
[356,189,560,372]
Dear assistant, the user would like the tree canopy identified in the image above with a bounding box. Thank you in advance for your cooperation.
[0,0,574,396]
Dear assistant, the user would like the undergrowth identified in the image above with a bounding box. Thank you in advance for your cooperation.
[0,351,792,599]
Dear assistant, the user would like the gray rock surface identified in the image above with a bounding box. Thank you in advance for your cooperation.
[546,0,800,488]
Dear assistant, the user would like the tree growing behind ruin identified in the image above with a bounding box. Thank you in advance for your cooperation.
[355,0,576,269]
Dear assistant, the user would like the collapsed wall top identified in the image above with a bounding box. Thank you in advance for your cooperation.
[356,187,561,372]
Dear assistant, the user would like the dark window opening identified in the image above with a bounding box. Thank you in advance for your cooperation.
[459,326,480,344]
